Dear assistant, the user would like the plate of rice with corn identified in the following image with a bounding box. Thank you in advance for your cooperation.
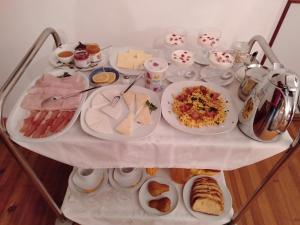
[161,81,238,135]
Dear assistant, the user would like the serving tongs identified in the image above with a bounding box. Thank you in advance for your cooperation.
[41,86,101,107]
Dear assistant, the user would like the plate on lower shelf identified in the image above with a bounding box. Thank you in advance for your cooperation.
[182,174,232,224]
[138,176,178,216]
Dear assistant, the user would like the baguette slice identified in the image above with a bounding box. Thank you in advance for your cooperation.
[191,196,224,216]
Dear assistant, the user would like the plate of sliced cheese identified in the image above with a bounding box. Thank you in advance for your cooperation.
[182,174,232,224]
[109,47,156,75]
[80,84,161,141]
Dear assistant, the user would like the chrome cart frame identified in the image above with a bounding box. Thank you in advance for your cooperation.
[0,28,299,225]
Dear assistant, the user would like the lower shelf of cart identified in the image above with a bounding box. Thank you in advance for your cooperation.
[61,168,233,225]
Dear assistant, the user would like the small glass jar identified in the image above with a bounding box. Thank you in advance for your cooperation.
[74,49,90,68]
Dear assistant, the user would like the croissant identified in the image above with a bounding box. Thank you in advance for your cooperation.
[148,181,169,197]
[149,197,171,213]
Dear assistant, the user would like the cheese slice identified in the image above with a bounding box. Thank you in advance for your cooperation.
[136,93,150,115]
[102,89,120,102]
[123,91,135,112]
[90,93,109,108]
[117,50,152,70]
[136,106,152,125]
[117,52,133,69]
[85,108,113,134]
[115,112,134,135]
[101,102,122,120]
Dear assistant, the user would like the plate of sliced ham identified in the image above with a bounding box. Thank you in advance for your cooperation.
[6,69,89,142]
[80,84,161,141]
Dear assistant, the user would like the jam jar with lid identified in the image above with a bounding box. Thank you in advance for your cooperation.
[74,49,90,68]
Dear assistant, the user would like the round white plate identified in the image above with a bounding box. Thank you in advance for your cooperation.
[138,176,178,216]
[108,168,145,192]
[182,174,232,224]
[109,47,161,76]
[200,67,235,86]
[161,80,238,135]
[48,43,107,71]
[6,69,89,143]
[80,84,161,141]
[68,168,108,196]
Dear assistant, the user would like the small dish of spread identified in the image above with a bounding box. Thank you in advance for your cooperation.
[88,67,119,86]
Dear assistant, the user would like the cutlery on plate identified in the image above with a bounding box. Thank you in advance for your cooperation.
[41,86,101,107]
[110,73,144,107]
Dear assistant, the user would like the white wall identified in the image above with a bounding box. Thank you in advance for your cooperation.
[272,3,300,76]
[0,0,286,114]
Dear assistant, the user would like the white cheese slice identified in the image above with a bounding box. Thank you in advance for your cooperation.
[136,93,150,115]
[101,102,122,120]
[85,108,113,134]
[117,52,133,69]
[136,106,152,125]
[123,91,135,112]
[90,93,109,108]
[115,112,134,135]
[102,89,120,102]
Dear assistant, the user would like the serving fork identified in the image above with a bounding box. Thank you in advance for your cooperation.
[41,86,101,107]
[110,73,144,107]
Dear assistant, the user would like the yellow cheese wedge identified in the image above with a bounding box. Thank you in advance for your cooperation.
[115,112,134,135]
[136,106,152,125]
[123,91,135,112]
[136,93,150,115]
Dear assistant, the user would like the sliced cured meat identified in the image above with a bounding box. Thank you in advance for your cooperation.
[21,94,81,111]
[35,74,85,90]
[20,110,39,133]
[53,111,75,133]
[189,110,203,120]
[179,103,192,113]
[176,94,188,101]
[49,111,67,133]
[28,87,80,96]
[23,111,49,137]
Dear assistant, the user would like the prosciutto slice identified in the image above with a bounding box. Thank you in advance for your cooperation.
[21,73,84,111]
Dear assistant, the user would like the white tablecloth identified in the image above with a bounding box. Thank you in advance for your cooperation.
[14,80,292,170]
[61,169,233,225]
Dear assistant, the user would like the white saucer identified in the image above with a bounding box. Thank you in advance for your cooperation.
[68,169,108,196]
[108,168,145,191]
[200,67,235,86]
[166,64,199,83]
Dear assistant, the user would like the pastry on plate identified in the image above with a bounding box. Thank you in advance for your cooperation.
[190,176,224,216]
[149,197,171,213]
[148,181,169,197]
[190,169,220,176]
